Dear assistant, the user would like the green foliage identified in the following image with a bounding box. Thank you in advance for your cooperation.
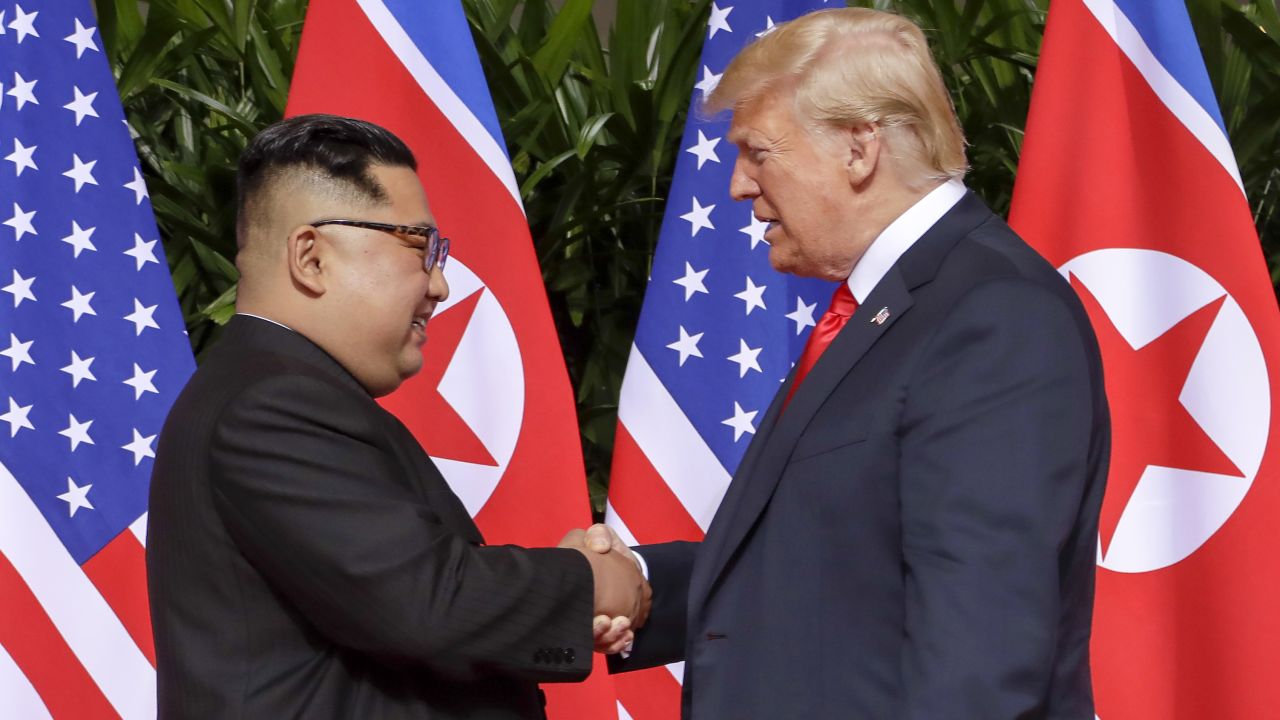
[100,0,1280,507]
[464,0,713,505]
[94,0,308,356]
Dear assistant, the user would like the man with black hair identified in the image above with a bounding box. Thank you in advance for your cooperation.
[147,114,647,719]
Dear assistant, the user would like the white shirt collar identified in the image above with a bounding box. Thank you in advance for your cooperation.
[846,178,967,303]
[236,312,295,332]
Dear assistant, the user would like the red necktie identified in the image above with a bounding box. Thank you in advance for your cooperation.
[784,284,857,408]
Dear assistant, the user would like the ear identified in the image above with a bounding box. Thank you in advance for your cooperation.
[845,122,881,188]
[286,225,327,296]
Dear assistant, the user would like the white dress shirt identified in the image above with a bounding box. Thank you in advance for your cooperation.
[846,177,967,303]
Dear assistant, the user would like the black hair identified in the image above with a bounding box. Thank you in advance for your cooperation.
[236,114,417,241]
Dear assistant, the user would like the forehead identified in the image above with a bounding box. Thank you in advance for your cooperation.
[368,164,434,223]
[726,89,800,144]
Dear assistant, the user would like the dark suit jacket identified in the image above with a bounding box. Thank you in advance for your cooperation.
[148,315,594,719]
[615,193,1110,719]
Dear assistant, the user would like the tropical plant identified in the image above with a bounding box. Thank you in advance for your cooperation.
[97,0,1280,506]
[94,0,308,356]
[463,0,713,503]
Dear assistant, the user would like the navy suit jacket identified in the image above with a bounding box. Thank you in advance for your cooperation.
[615,193,1109,720]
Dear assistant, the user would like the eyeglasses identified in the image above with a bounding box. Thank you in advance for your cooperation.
[311,219,450,272]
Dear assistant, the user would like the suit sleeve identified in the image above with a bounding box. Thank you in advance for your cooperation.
[208,373,594,682]
[608,541,697,672]
[898,278,1100,718]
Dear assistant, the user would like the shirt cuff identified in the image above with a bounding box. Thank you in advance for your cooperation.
[631,548,649,581]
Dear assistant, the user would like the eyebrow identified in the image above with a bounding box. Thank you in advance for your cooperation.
[727,126,770,148]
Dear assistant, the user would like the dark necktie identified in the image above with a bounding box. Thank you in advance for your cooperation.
[784,284,858,408]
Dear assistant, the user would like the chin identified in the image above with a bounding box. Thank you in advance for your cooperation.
[769,251,821,279]
[768,248,797,276]
[366,366,419,399]
[396,358,424,385]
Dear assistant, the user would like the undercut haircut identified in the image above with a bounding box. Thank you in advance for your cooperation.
[707,8,967,185]
[235,114,418,246]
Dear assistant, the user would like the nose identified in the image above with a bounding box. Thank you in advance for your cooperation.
[728,156,759,201]
[427,266,449,303]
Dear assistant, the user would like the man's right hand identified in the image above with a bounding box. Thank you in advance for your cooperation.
[559,528,651,630]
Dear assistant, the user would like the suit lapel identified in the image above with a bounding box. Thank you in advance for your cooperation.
[688,192,998,613]
[689,270,914,610]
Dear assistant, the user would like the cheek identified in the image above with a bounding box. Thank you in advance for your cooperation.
[334,264,418,330]
[761,167,815,219]
[332,253,389,297]
[355,252,422,293]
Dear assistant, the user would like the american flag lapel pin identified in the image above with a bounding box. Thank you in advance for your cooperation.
[871,307,890,325]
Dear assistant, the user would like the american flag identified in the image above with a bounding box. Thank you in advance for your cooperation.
[0,2,194,717]
[604,2,834,718]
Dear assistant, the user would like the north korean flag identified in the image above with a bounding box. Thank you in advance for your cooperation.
[1010,0,1280,716]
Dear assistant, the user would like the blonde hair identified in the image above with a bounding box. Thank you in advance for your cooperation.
[707,8,967,184]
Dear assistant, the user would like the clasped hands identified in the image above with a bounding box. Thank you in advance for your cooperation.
[559,524,650,655]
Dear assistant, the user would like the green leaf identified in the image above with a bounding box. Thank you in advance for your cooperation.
[576,112,615,159]
[188,238,240,283]
[234,0,259,53]
[151,78,261,136]
[531,0,595,83]
[520,148,578,197]
[94,0,147,61]
[200,283,240,325]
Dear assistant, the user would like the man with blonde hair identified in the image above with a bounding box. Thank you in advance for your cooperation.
[594,8,1109,718]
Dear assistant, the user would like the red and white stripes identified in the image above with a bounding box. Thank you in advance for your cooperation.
[0,462,154,719]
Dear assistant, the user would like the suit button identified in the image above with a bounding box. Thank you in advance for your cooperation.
[533,649,546,664]
[565,648,576,664]
[553,649,565,664]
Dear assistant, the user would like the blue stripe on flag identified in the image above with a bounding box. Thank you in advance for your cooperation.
[381,0,510,157]
[1113,0,1226,132]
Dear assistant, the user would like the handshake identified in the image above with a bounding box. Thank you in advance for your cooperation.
[559,524,651,655]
